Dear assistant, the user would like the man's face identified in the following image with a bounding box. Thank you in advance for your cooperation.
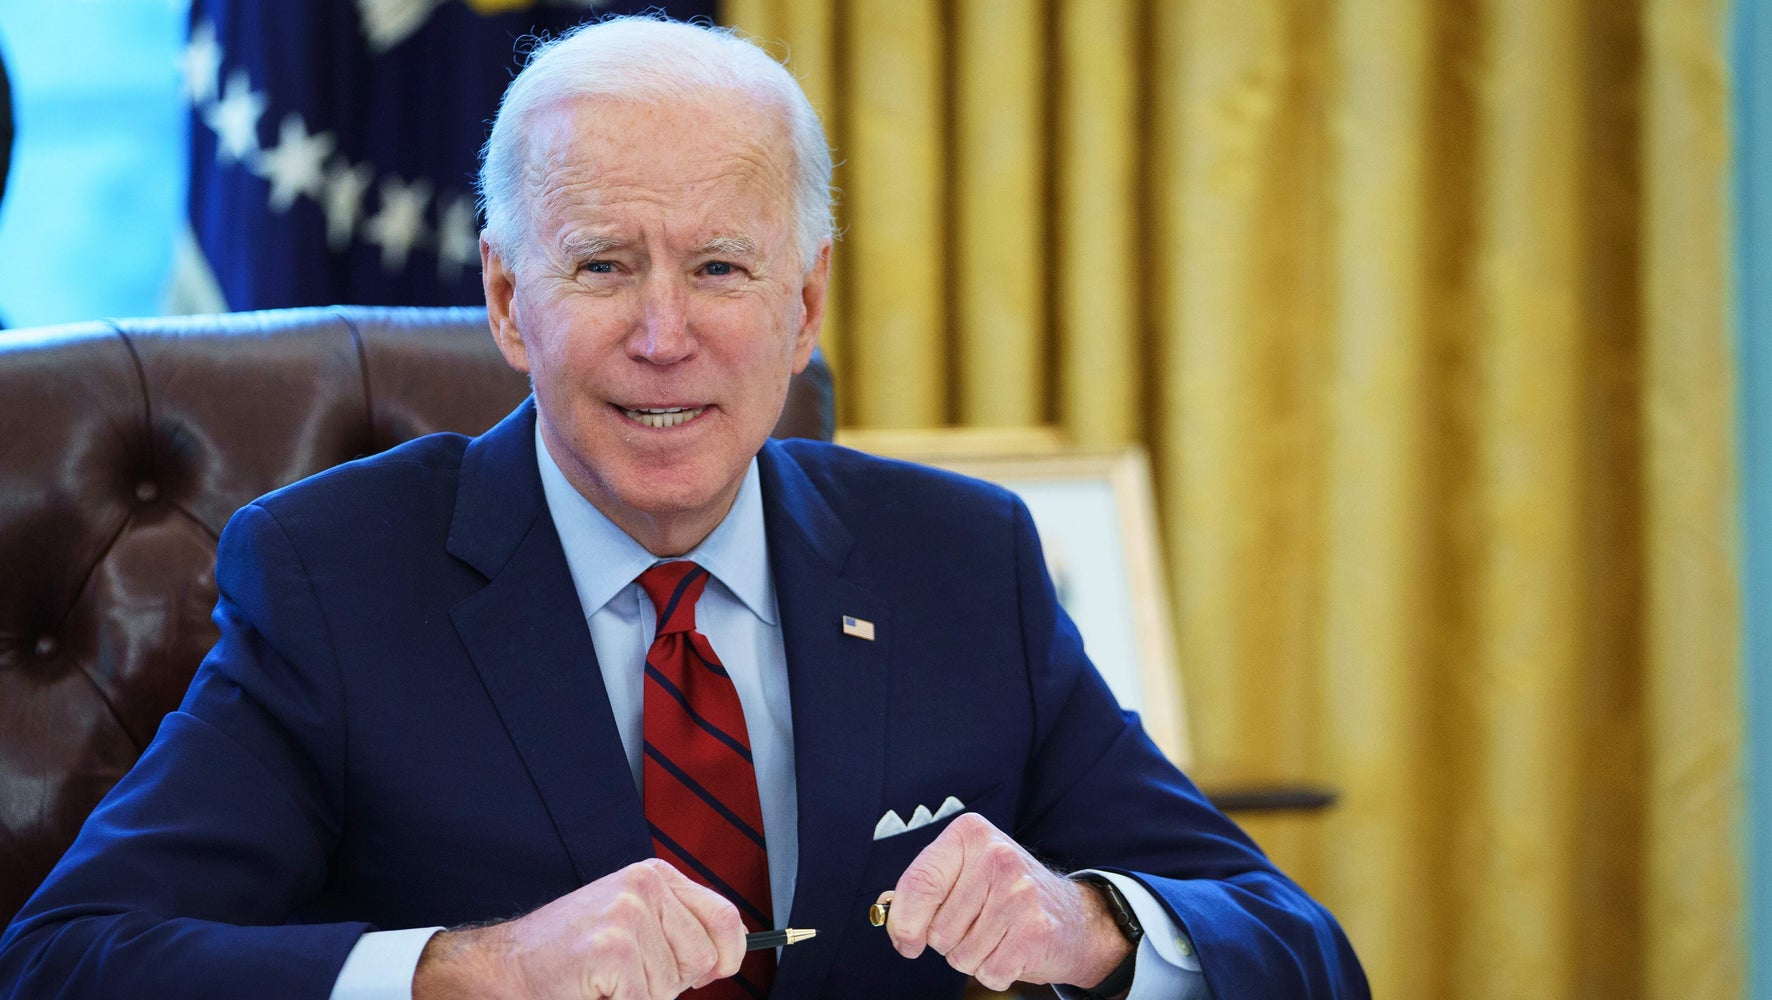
[483,94,828,555]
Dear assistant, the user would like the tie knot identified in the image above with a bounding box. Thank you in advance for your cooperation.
[637,560,710,635]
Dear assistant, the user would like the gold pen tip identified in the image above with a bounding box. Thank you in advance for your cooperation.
[785,928,817,945]
[869,900,891,927]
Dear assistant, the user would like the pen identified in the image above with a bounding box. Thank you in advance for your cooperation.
[869,892,893,927]
[746,928,817,950]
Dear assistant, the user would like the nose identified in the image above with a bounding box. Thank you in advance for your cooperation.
[627,273,694,365]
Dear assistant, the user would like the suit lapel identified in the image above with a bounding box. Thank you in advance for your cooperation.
[447,400,651,886]
[759,442,892,997]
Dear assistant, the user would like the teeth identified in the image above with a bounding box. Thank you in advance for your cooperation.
[623,406,706,429]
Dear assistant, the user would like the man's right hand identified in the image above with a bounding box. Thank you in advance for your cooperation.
[412,858,747,999]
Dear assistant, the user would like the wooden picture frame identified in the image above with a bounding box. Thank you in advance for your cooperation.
[835,428,1190,766]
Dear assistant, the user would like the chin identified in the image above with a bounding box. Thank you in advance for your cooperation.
[613,463,735,518]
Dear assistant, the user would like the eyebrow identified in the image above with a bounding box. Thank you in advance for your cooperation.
[695,234,761,259]
[559,233,624,258]
[556,232,762,261]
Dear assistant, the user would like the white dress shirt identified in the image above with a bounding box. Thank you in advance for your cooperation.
[331,428,1208,999]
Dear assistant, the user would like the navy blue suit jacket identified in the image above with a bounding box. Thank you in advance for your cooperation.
[0,400,1367,998]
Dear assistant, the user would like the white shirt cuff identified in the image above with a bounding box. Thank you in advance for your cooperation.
[328,926,444,1000]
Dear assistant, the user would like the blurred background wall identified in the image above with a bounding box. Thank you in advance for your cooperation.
[0,1,1759,998]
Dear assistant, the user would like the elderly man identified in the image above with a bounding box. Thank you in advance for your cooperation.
[0,16,1366,1000]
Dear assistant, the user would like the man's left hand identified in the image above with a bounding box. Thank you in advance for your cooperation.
[882,812,1134,992]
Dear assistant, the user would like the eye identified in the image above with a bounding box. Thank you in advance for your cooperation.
[703,261,736,277]
[583,260,616,274]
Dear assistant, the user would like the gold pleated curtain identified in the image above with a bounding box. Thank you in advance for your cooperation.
[721,1,1744,997]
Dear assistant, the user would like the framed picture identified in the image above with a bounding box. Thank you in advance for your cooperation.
[835,428,1190,765]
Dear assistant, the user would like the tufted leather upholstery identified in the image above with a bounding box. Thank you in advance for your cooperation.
[0,304,835,923]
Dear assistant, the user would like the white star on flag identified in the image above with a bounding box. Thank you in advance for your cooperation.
[363,175,433,272]
[323,158,374,251]
[204,69,267,165]
[437,194,480,283]
[257,114,336,213]
[179,21,223,106]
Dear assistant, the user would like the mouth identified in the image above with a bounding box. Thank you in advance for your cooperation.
[619,405,708,429]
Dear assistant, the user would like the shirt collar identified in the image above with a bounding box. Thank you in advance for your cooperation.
[534,422,777,625]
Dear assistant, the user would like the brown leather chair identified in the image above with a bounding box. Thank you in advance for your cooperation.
[0,304,834,924]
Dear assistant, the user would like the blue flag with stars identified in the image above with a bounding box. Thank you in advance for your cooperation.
[177,0,716,312]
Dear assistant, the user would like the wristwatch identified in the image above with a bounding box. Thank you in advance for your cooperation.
[1072,874,1143,1000]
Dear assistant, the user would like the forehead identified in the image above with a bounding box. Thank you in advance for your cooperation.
[523,94,796,241]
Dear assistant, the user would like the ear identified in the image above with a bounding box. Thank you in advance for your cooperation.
[790,239,831,374]
[482,236,530,374]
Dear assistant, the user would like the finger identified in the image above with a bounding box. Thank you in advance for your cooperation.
[889,813,989,958]
[923,853,989,958]
[578,862,674,1000]
[945,906,1010,980]
[640,861,736,991]
[889,846,959,956]
[970,918,1034,993]
[669,876,747,987]
[627,861,708,1000]
[940,868,1013,975]
[656,884,725,994]
[607,958,651,1000]
[592,910,658,1000]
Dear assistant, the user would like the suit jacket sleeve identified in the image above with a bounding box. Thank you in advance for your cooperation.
[0,502,369,999]
[1003,498,1368,999]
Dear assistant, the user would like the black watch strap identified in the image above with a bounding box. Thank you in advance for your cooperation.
[1072,874,1143,1000]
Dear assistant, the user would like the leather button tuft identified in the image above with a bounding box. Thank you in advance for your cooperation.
[33,635,58,659]
[135,480,160,503]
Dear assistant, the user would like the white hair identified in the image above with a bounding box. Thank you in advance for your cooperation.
[477,15,834,271]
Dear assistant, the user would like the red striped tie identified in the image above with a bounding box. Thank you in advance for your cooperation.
[638,561,774,999]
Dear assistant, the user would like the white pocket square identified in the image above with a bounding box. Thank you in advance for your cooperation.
[873,795,965,840]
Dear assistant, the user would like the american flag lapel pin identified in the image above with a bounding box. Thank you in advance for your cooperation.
[842,615,876,641]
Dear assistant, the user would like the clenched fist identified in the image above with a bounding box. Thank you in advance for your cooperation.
[880,813,1133,992]
[413,858,747,999]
